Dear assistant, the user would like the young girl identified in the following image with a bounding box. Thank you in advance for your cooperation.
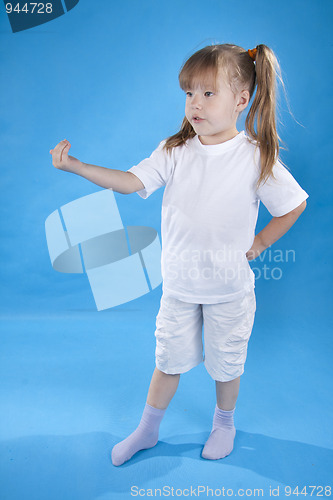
[50,43,308,466]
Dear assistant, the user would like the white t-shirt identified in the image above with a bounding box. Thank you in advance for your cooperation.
[128,131,309,303]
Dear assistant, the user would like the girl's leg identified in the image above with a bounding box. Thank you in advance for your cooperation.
[216,376,240,411]
[202,376,240,460]
[112,368,179,466]
[147,367,180,409]
[202,289,256,460]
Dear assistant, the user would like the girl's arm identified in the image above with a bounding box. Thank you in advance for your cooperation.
[246,200,307,261]
[49,139,144,194]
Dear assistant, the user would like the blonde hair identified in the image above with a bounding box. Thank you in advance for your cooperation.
[164,43,283,187]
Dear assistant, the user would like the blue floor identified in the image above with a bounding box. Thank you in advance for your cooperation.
[1,285,332,500]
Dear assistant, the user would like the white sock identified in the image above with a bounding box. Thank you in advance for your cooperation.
[201,405,236,460]
[111,403,166,466]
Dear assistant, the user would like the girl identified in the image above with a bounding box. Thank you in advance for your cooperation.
[50,43,308,466]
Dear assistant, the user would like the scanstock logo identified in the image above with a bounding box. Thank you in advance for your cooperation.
[3,0,80,33]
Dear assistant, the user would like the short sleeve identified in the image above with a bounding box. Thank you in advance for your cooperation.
[256,160,309,217]
[127,141,174,199]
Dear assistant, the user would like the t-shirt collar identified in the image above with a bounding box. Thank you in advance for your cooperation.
[191,131,245,155]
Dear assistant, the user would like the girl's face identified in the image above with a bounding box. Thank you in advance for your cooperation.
[184,71,248,145]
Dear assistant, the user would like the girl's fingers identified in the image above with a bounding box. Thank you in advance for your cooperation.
[51,140,69,155]
[51,140,65,153]
[50,140,71,168]
[61,141,70,153]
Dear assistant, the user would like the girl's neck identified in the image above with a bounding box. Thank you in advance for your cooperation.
[198,128,239,145]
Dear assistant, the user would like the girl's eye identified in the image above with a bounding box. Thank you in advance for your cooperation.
[204,91,214,97]
[186,91,192,97]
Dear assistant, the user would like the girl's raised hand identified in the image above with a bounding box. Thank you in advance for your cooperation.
[49,139,83,174]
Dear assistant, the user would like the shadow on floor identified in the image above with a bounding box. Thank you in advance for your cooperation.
[1,430,332,499]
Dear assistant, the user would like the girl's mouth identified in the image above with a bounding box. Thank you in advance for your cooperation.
[193,117,204,123]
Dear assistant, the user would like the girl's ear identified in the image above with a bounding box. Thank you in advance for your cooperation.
[236,90,250,112]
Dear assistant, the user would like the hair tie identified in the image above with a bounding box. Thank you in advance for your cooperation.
[248,48,257,62]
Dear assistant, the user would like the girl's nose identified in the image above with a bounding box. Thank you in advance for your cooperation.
[191,94,202,108]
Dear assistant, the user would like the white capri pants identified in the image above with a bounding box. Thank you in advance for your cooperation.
[154,288,256,382]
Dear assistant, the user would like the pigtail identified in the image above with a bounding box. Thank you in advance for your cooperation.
[245,44,281,187]
[163,116,196,152]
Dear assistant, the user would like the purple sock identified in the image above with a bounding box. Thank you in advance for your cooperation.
[111,403,166,466]
[201,405,236,460]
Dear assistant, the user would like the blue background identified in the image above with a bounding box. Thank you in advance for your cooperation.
[0,1,332,499]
